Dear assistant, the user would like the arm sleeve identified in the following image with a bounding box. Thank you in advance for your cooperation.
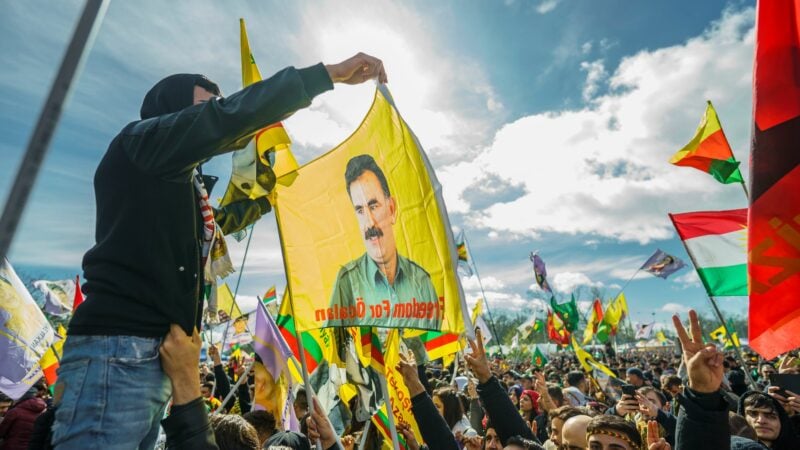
[236,379,252,413]
[124,64,333,179]
[410,392,459,450]
[161,398,220,450]
[213,364,232,409]
[213,197,270,235]
[655,409,677,447]
[476,376,536,444]
[468,398,484,435]
[0,409,14,437]
[674,388,730,450]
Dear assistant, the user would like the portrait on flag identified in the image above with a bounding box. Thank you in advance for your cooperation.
[275,87,467,332]
[1,260,56,399]
[640,249,685,279]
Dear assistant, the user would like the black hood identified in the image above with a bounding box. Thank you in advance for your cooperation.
[737,390,799,450]
[139,73,219,119]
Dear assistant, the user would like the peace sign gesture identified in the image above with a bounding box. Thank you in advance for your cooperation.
[672,310,724,394]
[465,327,492,383]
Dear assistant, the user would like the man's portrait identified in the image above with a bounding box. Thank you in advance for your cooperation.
[327,154,439,328]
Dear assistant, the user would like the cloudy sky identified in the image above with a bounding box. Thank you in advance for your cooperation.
[1,0,754,331]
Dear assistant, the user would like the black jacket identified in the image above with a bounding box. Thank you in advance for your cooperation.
[410,392,459,450]
[476,376,537,445]
[70,64,332,337]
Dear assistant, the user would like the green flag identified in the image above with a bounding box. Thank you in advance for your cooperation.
[551,294,579,332]
[532,346,548,367]
[533,318,545,332]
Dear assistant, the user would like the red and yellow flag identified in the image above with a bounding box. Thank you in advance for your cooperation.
[747,0,800,359]
[670,101,743,184]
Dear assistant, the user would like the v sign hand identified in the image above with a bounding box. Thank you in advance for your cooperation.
[672,310,724,394]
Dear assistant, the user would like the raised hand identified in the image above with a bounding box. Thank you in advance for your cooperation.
[637,392,659,419]
[672,310,724,393]
[768,387,800,415]
[464,327,492,383]
[326,52,388,85]
[397,422,421,450]
[778,355,800,374]
[647,420,671,450]
[396,352,425,397]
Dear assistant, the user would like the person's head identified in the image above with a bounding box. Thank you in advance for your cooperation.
[345,155,397,268]
[729,412,758,441]
[742,392,782,446]
[760,363,776,381]
[264,431,312,450]
[561,415,592,450]
[566,371,587,392]
[586,415,642,450]
[548,406,584,446]
[483,424,502,450]
[0,394,12,417]
[209,414,260,450]
[548,384,566,407]
[140,74,221,120]
[508,385,522,407]
[625,368,645,387]
[201,382,215,399]
[294,387,308,417]
[663,375,682,396]
[432,387,464,430]
[519,390,539,414]
[521,375,533,390]
[242,410,277,446]
[503,435,539,450]
[637,386,666,410]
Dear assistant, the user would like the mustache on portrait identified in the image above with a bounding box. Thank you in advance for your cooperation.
[364,226,384,240]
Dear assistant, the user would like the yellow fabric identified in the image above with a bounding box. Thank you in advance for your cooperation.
[669,101,724,163]
[471,298,483,326]
[582,304,600,345]
[339,383,359,404]
[217,283,243,321]
[384,329,423,443]
[220,19,296,207]
[656,330,669,344]
[39,325,66,373]
[604,293,627,328]
[273,86,469,334]
[572,337,616,378]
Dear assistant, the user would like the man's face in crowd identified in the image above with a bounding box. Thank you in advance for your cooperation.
[588,432,634,450]
[484,428,502,450]
[626,373,643,387]
[522,378,533,390]
[760,365,776,380]
[200,385,212,399]
[349,170,397,267]
[193,86,217,105]
[744,405,781,445]
[643,391,663,410]
[550,418,565,446]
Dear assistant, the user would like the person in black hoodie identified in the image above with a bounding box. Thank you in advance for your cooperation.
[738,391,799,449]
[52,52,387,450]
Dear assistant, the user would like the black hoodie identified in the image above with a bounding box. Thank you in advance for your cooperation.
[70,64,333,337]
[737,391,799,450]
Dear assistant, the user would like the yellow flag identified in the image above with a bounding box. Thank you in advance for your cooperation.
[383,330,423,444]
[274,86,470,335]
[471,298,484,326]
[572,337,616,378]
[216,283,243,321]
[604,293,627,328]
[656,330,669,344]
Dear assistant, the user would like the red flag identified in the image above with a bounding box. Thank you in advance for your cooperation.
[546,310,570,346]
[72,275,84,312]
[748,0,800,359]
[591,299,604,333]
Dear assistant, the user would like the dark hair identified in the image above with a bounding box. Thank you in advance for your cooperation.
[586,415,642,448]
[637,386,666,407]
[729,412,758,440]
[504,435,540,449]
[664,375,682,389]
[344,154,391,198]
[547,384,565,406]
[202,382,215,391]
[548,405,584,422]
[294,387,308,411]
[433,387,464,430]
[209,414,260,450]
[242,410,277,443]
[743,392,778,414]
[195,76,221,96]
[566,371,585,387]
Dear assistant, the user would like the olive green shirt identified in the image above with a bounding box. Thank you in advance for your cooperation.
[326,253,440,329]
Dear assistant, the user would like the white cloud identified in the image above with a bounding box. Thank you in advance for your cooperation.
[551,271,604,293]
[577,300,592,313]
[581,41,593,55]
[661,302,690,313]
[673,270,701,289]
[536,0,562,14]
[460,275,506,291]
[580,59,608,101]
[439,7,754,244]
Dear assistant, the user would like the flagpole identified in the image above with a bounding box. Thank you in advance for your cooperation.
[378,373,402,450]
[212,360,253,415]
[739,179,750,201]
[462,233,503,356]
[218,223,256,349]
[357,420,372,450]
[668,218,758,390]
[273,203,343,450]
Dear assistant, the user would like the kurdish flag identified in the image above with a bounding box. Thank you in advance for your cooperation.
[669,209,747,297]
[417,330,463,361]
[670,101,743,184]
[262,285,277,304]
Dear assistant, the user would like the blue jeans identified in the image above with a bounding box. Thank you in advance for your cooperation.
[52,335,171,449]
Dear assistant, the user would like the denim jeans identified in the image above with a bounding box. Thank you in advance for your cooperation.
[52,335,171,449]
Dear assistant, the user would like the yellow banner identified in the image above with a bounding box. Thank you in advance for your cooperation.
[275,87,468,333]
[384,329,423,443]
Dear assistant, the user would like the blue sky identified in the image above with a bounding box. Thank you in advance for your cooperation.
[1,0,755,332]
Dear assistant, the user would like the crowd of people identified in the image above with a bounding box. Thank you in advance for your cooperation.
[2,310,798,449]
